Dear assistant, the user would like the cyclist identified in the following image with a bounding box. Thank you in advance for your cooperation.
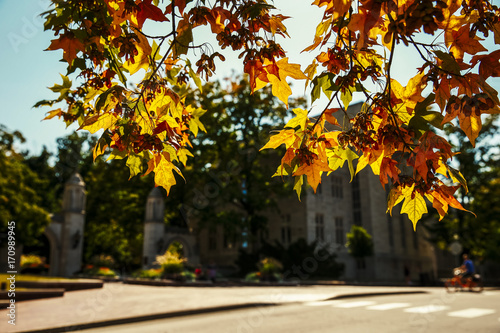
[460,254,475,286]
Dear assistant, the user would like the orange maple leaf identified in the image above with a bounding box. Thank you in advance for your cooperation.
[471,50,500,79]
[293,158,331,193]
[450,24,487,60]
[46,36,84,64]
[458,111,482,147]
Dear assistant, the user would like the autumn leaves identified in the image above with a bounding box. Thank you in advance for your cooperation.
[40,0,500,228]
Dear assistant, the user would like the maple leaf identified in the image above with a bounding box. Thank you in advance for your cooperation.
[123,30,152,75]
[449,24,487,60]
[285,108,309,131]
[126,154,144,179]
[46,36,84,64]
[80,113,118,134]
[265,58,307,106]
[135,0,169,29]
[145,153,183,196]
[260,129,297,150]
[187,106,207,137]
[293,158,331,193]
[43,108,64,120]
[470,50,500,79]
[458,112,482,147]
[379,157,400,186]
[326,146,358,180]
[293,175,304,201]
[400,184,428,231]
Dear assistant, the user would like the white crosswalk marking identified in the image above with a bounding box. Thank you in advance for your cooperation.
[447,308,496,318]
[366,303,411,311]
[404,305,449,314]
[333,301,376,308]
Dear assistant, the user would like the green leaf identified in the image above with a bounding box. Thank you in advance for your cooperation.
[408,94,444,135]
[433,51,461,75]
[310,73,337,103]
[326,146,358,181]
[340,87,352,110]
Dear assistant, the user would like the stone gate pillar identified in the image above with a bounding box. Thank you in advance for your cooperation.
[142,187,165,269]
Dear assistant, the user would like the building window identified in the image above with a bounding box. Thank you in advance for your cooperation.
[208,229,217,251]
[281,226,291,244]
[281,214,292,244]
[335,217,344,245]
[315,213,324,242]
[223,232,233,249]
[352,175,362,225]
[400,215,406,250]
[331,176,343,198]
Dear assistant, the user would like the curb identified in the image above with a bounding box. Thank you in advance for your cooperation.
[18,302,278,333]
[325,290,427,300]
[17,289,430,333]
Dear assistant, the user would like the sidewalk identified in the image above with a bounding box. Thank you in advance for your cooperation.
[0,283,430,333]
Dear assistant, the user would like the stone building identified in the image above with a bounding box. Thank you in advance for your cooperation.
[195,164,439,283]
[194,102,440,283]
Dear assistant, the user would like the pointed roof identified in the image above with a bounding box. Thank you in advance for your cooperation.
[67,172,85,186]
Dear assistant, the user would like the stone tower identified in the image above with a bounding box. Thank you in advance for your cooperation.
[142,187,165,269]
[50,172,86,277]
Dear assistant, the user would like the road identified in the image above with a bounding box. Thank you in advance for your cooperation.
[76,289,499,333]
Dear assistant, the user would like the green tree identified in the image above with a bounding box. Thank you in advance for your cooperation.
[425,115,500,261]
[0,125,51,248]
[83,157,153,271]
[346,225,374,261]
[180,77,306,249]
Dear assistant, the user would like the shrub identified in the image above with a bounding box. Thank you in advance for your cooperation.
[155,249,186,278]
[82,264,118,277]
[90,254,116,269]
[133,268,162,279]
[20,254,49,274]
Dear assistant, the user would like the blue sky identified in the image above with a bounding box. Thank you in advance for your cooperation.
[0,0,498,156]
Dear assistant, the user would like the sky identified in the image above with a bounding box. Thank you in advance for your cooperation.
[0,0,498,156]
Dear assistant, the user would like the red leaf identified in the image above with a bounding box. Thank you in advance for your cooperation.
[136,0,169,29]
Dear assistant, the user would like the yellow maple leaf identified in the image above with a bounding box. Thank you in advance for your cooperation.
[400,185,428,230]
[123,30,152,75]
[81,113,118,134]
[266,58,307,106]
[153,153,183,195]
[260,129,297,150]
[285,108,309,131]
[458,112,482,147]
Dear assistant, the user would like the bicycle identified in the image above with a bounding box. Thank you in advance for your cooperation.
[444,267,483,293]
